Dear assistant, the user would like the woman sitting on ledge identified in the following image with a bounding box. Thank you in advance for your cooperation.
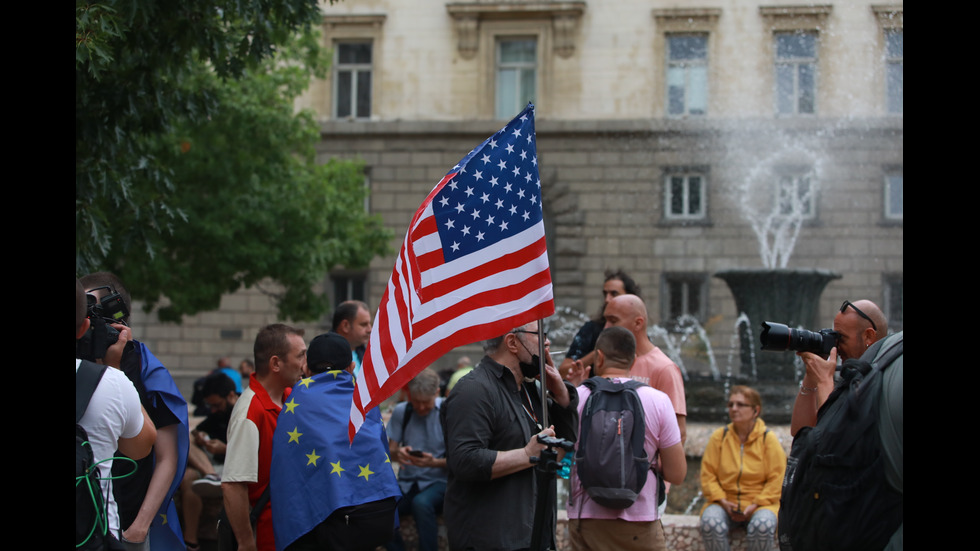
[699,385,786,551]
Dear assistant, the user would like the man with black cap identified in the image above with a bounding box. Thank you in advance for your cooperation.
[270,333,401,551]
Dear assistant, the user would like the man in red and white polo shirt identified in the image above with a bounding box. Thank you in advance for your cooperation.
[222,324,307,551]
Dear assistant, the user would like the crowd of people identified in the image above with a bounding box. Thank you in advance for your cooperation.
[76,270,902,551]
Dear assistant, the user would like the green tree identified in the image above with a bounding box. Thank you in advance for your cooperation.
[76,0,390,321]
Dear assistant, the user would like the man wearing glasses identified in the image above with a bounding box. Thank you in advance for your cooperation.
[441,321,578,551]
[790,299,888,436]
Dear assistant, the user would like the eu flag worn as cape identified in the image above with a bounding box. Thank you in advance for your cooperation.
[350,103,555,439]
[271,370,400,551]
[122,341,189,550]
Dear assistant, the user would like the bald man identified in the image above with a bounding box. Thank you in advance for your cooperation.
[600,294,687,443]
[790,299,888,436]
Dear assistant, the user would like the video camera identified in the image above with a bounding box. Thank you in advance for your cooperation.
[759,321,839,360]
[76,286,129,362]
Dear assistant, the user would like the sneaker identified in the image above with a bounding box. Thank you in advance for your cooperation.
[192,473,223,498]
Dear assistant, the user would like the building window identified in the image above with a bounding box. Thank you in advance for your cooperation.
[334,42,372,119]
[885,173,903,221]
[883,273,903,331]
[775,31,817,115]
[495,38,537,120]
[665,173,706,221]
[776,172,816,219]
[667,35,708,116]
[331,271,367,304]
[447,3,583,119]
[662,272,708,326]
[885,29,903,114]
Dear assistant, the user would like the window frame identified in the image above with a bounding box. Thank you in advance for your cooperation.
[666,34,709,117]
[652,8,721,118]
[774,31,818,115]
[495,36,538,120]
[663,171,708,222]
[319,15,385,122]
[333,41,373,119]
[661,272,709,327]
[872,5,903,115]
[759,5,830,117]
[329,270,369,314]
[882,273,903,332]
[775,170,817,221]
[884,29,903,114]
[447,3,584,120]
[883,172,903,223]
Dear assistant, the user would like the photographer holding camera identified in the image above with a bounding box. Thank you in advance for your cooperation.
[80,272,189,550]
[76,278,157,549]
[789,299,887,436]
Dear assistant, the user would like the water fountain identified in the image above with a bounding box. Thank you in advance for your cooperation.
[714,129,841,384]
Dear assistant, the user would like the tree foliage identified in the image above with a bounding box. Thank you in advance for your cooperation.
[76,0,391,322]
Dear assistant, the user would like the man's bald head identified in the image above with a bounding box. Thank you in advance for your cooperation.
[603,294,649,338]
[850,300,887,337]
[834,299,887,361]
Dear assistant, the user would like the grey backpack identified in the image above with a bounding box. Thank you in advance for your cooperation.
[574,377,650,509]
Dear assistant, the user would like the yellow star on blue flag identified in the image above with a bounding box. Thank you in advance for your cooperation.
[306,449,321,466]
[358,464,374,481]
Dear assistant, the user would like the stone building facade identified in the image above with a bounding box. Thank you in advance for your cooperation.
[138,0,903,389]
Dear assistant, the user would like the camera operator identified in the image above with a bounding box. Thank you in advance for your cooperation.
[76,278,156,548]
[790,299,887,436]
[80,272,189,550]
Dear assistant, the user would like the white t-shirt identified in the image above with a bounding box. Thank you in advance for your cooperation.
[76,359,145,535]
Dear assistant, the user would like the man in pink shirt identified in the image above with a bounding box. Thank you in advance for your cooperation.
[566,327,686,551]
[601,294,687,443]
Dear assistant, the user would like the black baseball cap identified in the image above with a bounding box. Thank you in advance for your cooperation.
[307,332,353,373]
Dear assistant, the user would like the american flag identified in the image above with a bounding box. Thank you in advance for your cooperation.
[350,104,555,438]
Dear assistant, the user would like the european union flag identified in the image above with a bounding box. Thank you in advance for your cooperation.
[139,342,189,551]
[271,370,400,551]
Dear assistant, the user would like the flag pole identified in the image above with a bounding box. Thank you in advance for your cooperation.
[537,318,548,429]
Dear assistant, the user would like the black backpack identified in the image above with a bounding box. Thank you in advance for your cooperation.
[778,333,904,551]
[76,360,123,550]
[574,377,650,509]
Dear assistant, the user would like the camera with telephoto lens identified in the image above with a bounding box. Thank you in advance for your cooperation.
[759,322,839,359]
[76,286,130,362]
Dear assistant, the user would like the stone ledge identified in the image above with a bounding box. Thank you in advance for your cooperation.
[395,512,776,551]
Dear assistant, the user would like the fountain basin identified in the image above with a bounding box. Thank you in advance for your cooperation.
[714,268,841,381]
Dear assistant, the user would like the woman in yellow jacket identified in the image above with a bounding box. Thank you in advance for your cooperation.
[699,385,786,551]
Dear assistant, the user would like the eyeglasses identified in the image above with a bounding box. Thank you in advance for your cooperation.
[512,329,548,340]
[728,401,753,409]
[840,300,877,332]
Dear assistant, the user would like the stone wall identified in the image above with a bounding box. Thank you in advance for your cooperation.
[315,117,902,376]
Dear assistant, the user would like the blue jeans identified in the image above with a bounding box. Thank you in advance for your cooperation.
[387,481,446,551]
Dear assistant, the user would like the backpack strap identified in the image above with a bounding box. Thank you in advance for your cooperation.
[76,360,108,423]
[871,334,903,374]
[250,485,272,524]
